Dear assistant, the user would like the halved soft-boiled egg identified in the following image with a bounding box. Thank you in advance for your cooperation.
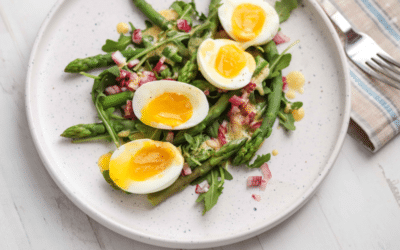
[197,38,256,90]
[109,139,184,194]
[218,0,279,48]
[132,80,209,130]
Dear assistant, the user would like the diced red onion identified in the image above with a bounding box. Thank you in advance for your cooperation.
[111,51,126,67]
[259,163,272,191]
[220,121,228,133]
[127,59,140,69]
[218,121,228,146]
[132,29,142,44]
[177,19,192,33]
[159,65,168,72]
[126,72,140,91]
[104,85,122,95]
[165,131,174,143]
[249,121,262,130]
[260,179,268,191]
[123,100,137,120]
[153,56,167,73]
[181,163,192,176]
[241,91,250,101]
[229,95,245,106]
[247,176,263,187]
[252,194,261,202]
[273,31,290,45]
[282,76,288,91]
[228,105,241,119]
[240,101,253,116]
[261,163,272,181]
[244,112,256,125]
[244,82,257,93]
[139,71,157,86]
[116,69,128,82]
[195,183,209,194]
[203,89,210,96]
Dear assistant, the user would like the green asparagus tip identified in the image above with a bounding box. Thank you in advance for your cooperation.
[61,125,92,139]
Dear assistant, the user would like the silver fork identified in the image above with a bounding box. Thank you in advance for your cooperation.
[318,0,400,90]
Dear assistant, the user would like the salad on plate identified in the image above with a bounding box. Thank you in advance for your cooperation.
[61,0,305,214]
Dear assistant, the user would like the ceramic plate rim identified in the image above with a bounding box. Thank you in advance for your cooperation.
[25,0,351,248]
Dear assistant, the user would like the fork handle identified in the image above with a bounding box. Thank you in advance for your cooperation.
[318,0,352,34]
[318,0,362,44]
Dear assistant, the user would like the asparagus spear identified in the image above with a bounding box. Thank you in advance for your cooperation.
[147,138,246,206]
[61,119,138,139]
[100,91,134,110]
[173,91,238,145]
[177,53,198,83]
[232,73,284,165]
[64,48,144,73]
[177,0,221,83]
[132,0,173,30]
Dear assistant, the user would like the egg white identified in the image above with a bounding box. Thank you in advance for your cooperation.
[109,139,184,194]
[218,0,279,48]
[197,38,256,90]
[132,80,209,130]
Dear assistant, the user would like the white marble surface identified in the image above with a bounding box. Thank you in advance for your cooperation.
[1,0,400,249]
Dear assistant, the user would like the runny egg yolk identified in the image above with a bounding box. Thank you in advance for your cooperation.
[215,44,247,78]
[231,3,266,42]
[111,142,175,188]
[130,143,174,181]
[141,92,193,128]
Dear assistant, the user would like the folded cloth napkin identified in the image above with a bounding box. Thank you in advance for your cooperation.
[328,0,400,152]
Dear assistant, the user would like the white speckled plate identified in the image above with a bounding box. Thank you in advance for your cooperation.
[26,0,350,248]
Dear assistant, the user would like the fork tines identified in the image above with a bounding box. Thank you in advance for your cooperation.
[366,53,400,88]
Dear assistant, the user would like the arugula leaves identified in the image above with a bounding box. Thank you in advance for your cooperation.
[291,102,303,110]
[247,153,271,169]
[278,111,296,131]
[102,34,132,53]
[275,0,298,23]
[278,95,302,131]
[196,164,233,215]
[170,0,198,24]
[91,70,122,147]
[182,134,213,167]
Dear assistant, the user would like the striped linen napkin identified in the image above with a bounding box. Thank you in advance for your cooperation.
[327,0,400,152]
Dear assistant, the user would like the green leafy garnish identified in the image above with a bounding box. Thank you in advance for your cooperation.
[247,153,271,169]
[196,168,224,215]
[275,0,298,23]
[106,65,121,77]
[102,34,132,53]
[278,111,296,131]
[291,102,303,110]
[170,0,197,24]
[273,54,292,72]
